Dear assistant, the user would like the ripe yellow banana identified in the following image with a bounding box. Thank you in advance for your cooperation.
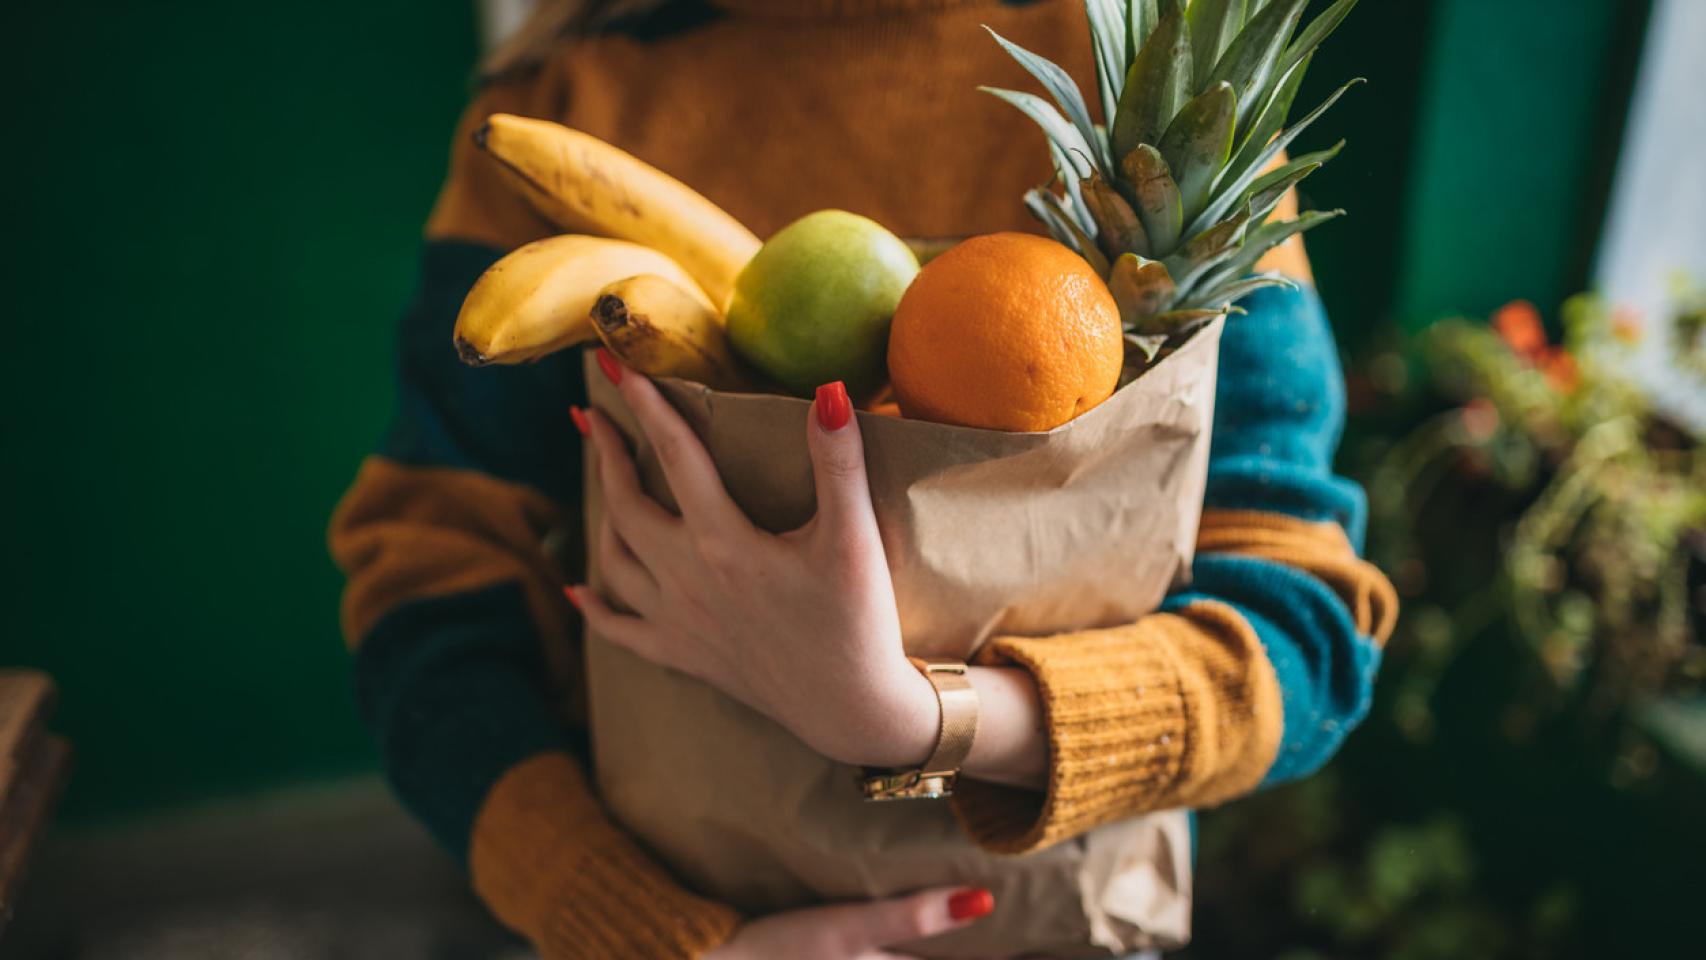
[454,235,710,366]
[474,114,761,311]
[592,274,754,392]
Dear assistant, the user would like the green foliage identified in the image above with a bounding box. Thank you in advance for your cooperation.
[1187,291,1706,958]
[981,0,1360,337]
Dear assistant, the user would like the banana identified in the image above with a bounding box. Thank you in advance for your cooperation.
[591,274,755,392]
[473,113,761,311]
[453,235,710,366]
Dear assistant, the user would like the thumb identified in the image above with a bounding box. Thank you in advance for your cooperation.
[805,380,877,535]
[830,886,996,953]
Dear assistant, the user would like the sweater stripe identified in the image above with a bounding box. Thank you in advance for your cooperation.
[354,583,576,857]
[1165,555,1385,787]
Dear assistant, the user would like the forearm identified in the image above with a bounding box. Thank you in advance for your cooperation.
[942,284,1398,854]
[861,661,1047,790]
[963,666,1048,789]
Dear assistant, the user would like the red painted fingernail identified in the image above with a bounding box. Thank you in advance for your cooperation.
[815,381,851,432]
[596,348,623,385]
[569,405,590,437]
[947,888,994,921]
[562,585,582,610]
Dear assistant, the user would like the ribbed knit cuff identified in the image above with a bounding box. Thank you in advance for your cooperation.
[470,752,742,960]
[952,607,1283,854]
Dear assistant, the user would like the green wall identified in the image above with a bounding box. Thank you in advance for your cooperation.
[1,1,481,819]
[1393,0,1645,331]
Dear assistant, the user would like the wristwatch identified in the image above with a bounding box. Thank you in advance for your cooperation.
[859,657,979,801]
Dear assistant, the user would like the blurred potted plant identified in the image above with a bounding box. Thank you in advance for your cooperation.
[1187,287,1706,960]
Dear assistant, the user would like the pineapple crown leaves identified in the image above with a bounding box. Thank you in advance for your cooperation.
[982,0,1362,337]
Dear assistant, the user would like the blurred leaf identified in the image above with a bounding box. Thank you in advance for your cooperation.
[1638,697,1706,774]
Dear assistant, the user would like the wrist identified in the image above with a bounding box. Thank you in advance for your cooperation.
[833,657,940,769]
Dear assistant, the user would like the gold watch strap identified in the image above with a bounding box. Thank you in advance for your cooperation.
[860,658,979,801]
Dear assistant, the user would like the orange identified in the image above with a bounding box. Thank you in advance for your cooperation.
[887,232,1124,432]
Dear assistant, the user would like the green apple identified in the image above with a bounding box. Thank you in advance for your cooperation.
[726,210,919,399]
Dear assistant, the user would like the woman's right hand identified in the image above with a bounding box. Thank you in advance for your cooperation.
[704,887,995,959]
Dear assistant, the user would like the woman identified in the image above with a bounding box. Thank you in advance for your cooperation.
[329,0,1398,957]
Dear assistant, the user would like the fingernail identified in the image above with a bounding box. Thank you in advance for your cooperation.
[947,888,994,921]
[815,381,851,432]
[596,348,623,385]
[562,585,582,610]
[569,405,590,437]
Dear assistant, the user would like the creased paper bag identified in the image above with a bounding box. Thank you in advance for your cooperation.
[580,319,1222,958]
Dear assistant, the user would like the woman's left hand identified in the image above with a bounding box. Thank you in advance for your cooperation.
[568,350,939,770]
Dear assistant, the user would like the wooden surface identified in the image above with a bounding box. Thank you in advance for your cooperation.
[0,671,70,935]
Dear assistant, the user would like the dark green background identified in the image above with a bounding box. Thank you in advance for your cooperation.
[0,0,1640,822]
[2,1,483,818]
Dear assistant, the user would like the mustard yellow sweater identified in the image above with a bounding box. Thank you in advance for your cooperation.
[329,1,1396,956]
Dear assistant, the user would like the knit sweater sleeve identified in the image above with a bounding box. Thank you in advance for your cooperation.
[951,281,1398,854]
[328,88,739,959]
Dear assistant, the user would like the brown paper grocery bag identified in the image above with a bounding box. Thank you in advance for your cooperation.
[580,319,1222,958]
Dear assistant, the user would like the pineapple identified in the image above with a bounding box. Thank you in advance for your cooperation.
[983,0,1362,355]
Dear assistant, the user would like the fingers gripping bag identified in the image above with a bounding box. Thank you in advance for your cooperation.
[579,317,1221,958]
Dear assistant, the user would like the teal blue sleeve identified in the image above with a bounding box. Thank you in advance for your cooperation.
[1163,284,1387,787]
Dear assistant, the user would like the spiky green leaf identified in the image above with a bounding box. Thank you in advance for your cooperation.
[1281,0,1360,79]
[1242,140,1342,223]
[1125,332,1170,362]
[1195,209,1342,294]
[1111,2,1192,162]
[1191,76,1362,234]
[1207,0,1308,141]
[1109,252,1177,322]
[986,27,1109,173]
[1157,81,1236,225]
[1130,307,1224,337]
[1084,0,1128,124]
[1181,272,1296,312]
[1026,187,1111,275]
[981,86,1098,180]
[1165,206,1253,294]
[1129,0,1161,61]
[1187,0,1246,89]
[1243,0,1280,21]
[1049,141,1099,236]
[1223,50,1310,187]
[1083,174,1150,258]
[1122,144,1185,255]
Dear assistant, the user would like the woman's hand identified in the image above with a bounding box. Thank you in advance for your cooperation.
[568,352,937,769]
[705,887,995,960]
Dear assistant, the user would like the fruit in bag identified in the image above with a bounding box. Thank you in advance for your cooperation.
[888,232,1124,432]
[726,210,919,400]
